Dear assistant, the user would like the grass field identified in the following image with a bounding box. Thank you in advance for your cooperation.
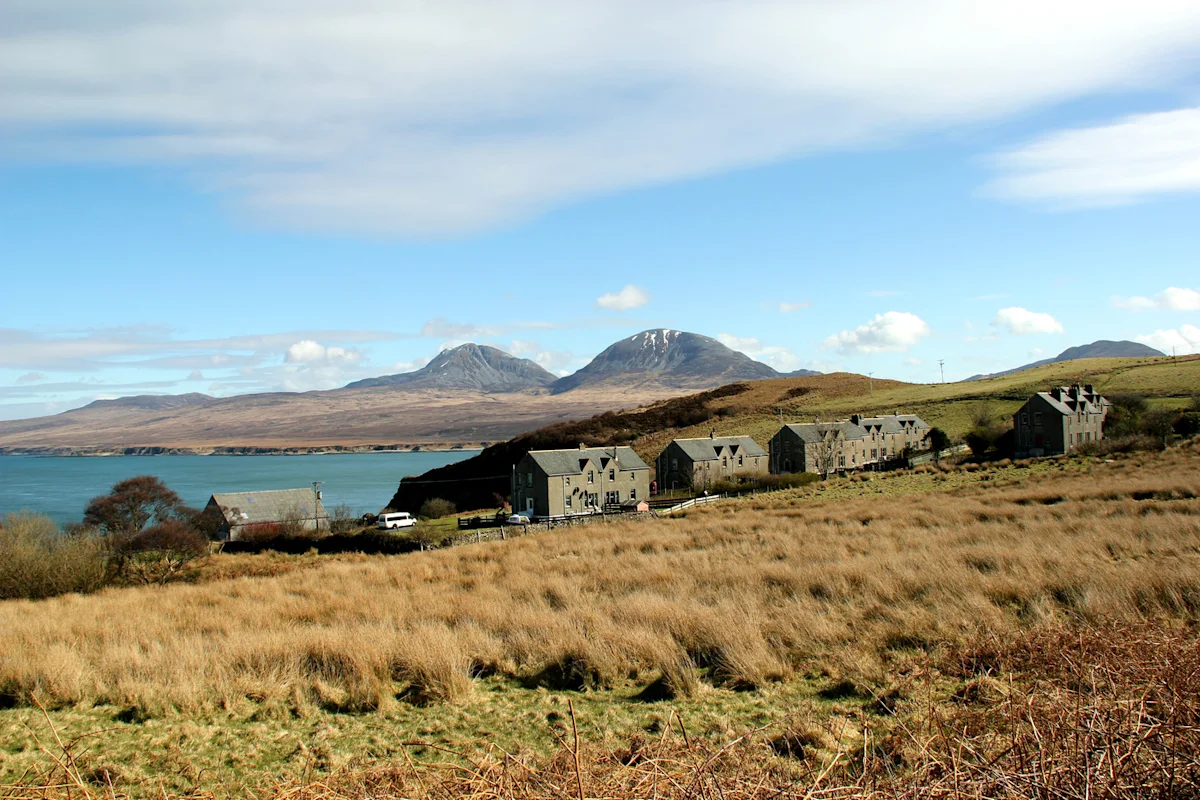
[2,438,1199,797]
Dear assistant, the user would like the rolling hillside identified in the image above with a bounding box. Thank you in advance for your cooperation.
[387,352,1199,512]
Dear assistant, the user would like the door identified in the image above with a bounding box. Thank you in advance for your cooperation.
[525,498,534,513]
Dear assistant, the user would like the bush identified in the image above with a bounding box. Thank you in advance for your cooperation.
[1175,412,1200,438]
[420,498,457,520]
[0,513,112,600]
[111,519,210,586]
[1075,435,1164,456]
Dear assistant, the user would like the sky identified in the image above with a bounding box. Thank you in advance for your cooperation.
[2,0,1200,420]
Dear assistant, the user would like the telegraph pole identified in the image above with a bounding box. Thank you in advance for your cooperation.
[311,481,324,533]
[938,359,945,384]
[868,372,874,394]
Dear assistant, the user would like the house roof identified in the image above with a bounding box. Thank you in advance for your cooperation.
[668,436,767,462]
[856,414,931,434]
[781,421,868,443]
[526,446,649,476]
[208,488,328,526]
[1030,392,1105,417]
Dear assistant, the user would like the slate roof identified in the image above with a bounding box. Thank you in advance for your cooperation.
[857,414,930,434]
[208,488,328,527]
[1032,392,1105,417]
[782,421,868,443]
[527,446,649,476]
[669,436,767,462]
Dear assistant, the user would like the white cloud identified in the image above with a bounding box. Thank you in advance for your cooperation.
[986,107,1200,206]
[1136,324,1200,355]
[284,340,327,363]
[186,370,205,381]
[16,371,44,383]
[596,284,649,312]
[717,333,806,372]
[509,339,579,376]
[821,312,931,354]
[1114,286,1200,312]
[4,2,1200,234]
[993,306,1064,335]
[777,301,811,313]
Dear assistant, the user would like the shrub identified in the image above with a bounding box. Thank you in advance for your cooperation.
[1175,412,1200,438]
[111,519,210,586]
[419,498,457,520]
[0,513,112,600]
[329,503,360,534]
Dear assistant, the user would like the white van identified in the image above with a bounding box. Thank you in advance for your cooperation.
[378,512,416,529]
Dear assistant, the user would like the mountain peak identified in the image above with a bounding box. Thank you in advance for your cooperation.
[345,343,556,391]
[552,329,779,393]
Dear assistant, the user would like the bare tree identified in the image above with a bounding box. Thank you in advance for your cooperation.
[810,421,845,480]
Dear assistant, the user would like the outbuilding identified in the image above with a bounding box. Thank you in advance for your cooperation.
[205,488,329,541]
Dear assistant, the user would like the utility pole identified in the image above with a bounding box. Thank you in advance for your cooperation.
[938,359,945,384]
[311,481,324,534]
[868,372,874,394]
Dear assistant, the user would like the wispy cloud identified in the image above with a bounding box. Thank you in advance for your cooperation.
[1113,286,1200,312]
[4,2,1200,234]
[986,107,1200,207]
[716,333,808,373]
[822,312,931,355]
[776,301,812,313]
[993,307,1064,335]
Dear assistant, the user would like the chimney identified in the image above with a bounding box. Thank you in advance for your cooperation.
[851,414,861,425]
[578,442,586,450]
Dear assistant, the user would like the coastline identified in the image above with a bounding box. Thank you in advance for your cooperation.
[0,444,485,457]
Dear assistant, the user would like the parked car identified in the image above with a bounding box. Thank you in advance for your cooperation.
[506,513,531,525]
[378,512,416,529]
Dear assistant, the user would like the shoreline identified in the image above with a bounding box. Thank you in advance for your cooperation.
[0,444,486,458]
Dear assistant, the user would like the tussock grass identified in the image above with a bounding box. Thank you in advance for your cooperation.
[1,448,1198,720]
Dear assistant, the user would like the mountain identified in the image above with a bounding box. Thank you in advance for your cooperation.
[552,329,780,393]
[967,340,1165,380]
[345,344,557,391]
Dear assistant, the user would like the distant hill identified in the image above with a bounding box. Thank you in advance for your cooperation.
[345,344,557,391]
[80,393,215,411]
[552,329,779,393]
[967,340,1164,381]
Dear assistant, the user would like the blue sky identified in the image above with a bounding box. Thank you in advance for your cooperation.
[2,1,1200,420]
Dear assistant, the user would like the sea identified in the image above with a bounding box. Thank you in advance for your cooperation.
[0,451,478,526]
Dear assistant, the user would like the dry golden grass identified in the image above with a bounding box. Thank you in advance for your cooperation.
[2,445,1198,722]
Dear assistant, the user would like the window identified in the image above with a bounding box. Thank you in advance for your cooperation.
[1033,411,1043,426]
[526,473,533,487]
[565,495,572,509]
[738,455,744,466]
[839,456,846,468]
[630,488,637,500]
[609,469,615,481]
[671,458,678,471]
[871,448,877,458]
[565,476,570,487]
[722,456,727,468]
[588,470,594,484]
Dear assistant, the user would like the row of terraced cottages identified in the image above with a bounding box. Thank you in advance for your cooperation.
[510,413,931,519]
